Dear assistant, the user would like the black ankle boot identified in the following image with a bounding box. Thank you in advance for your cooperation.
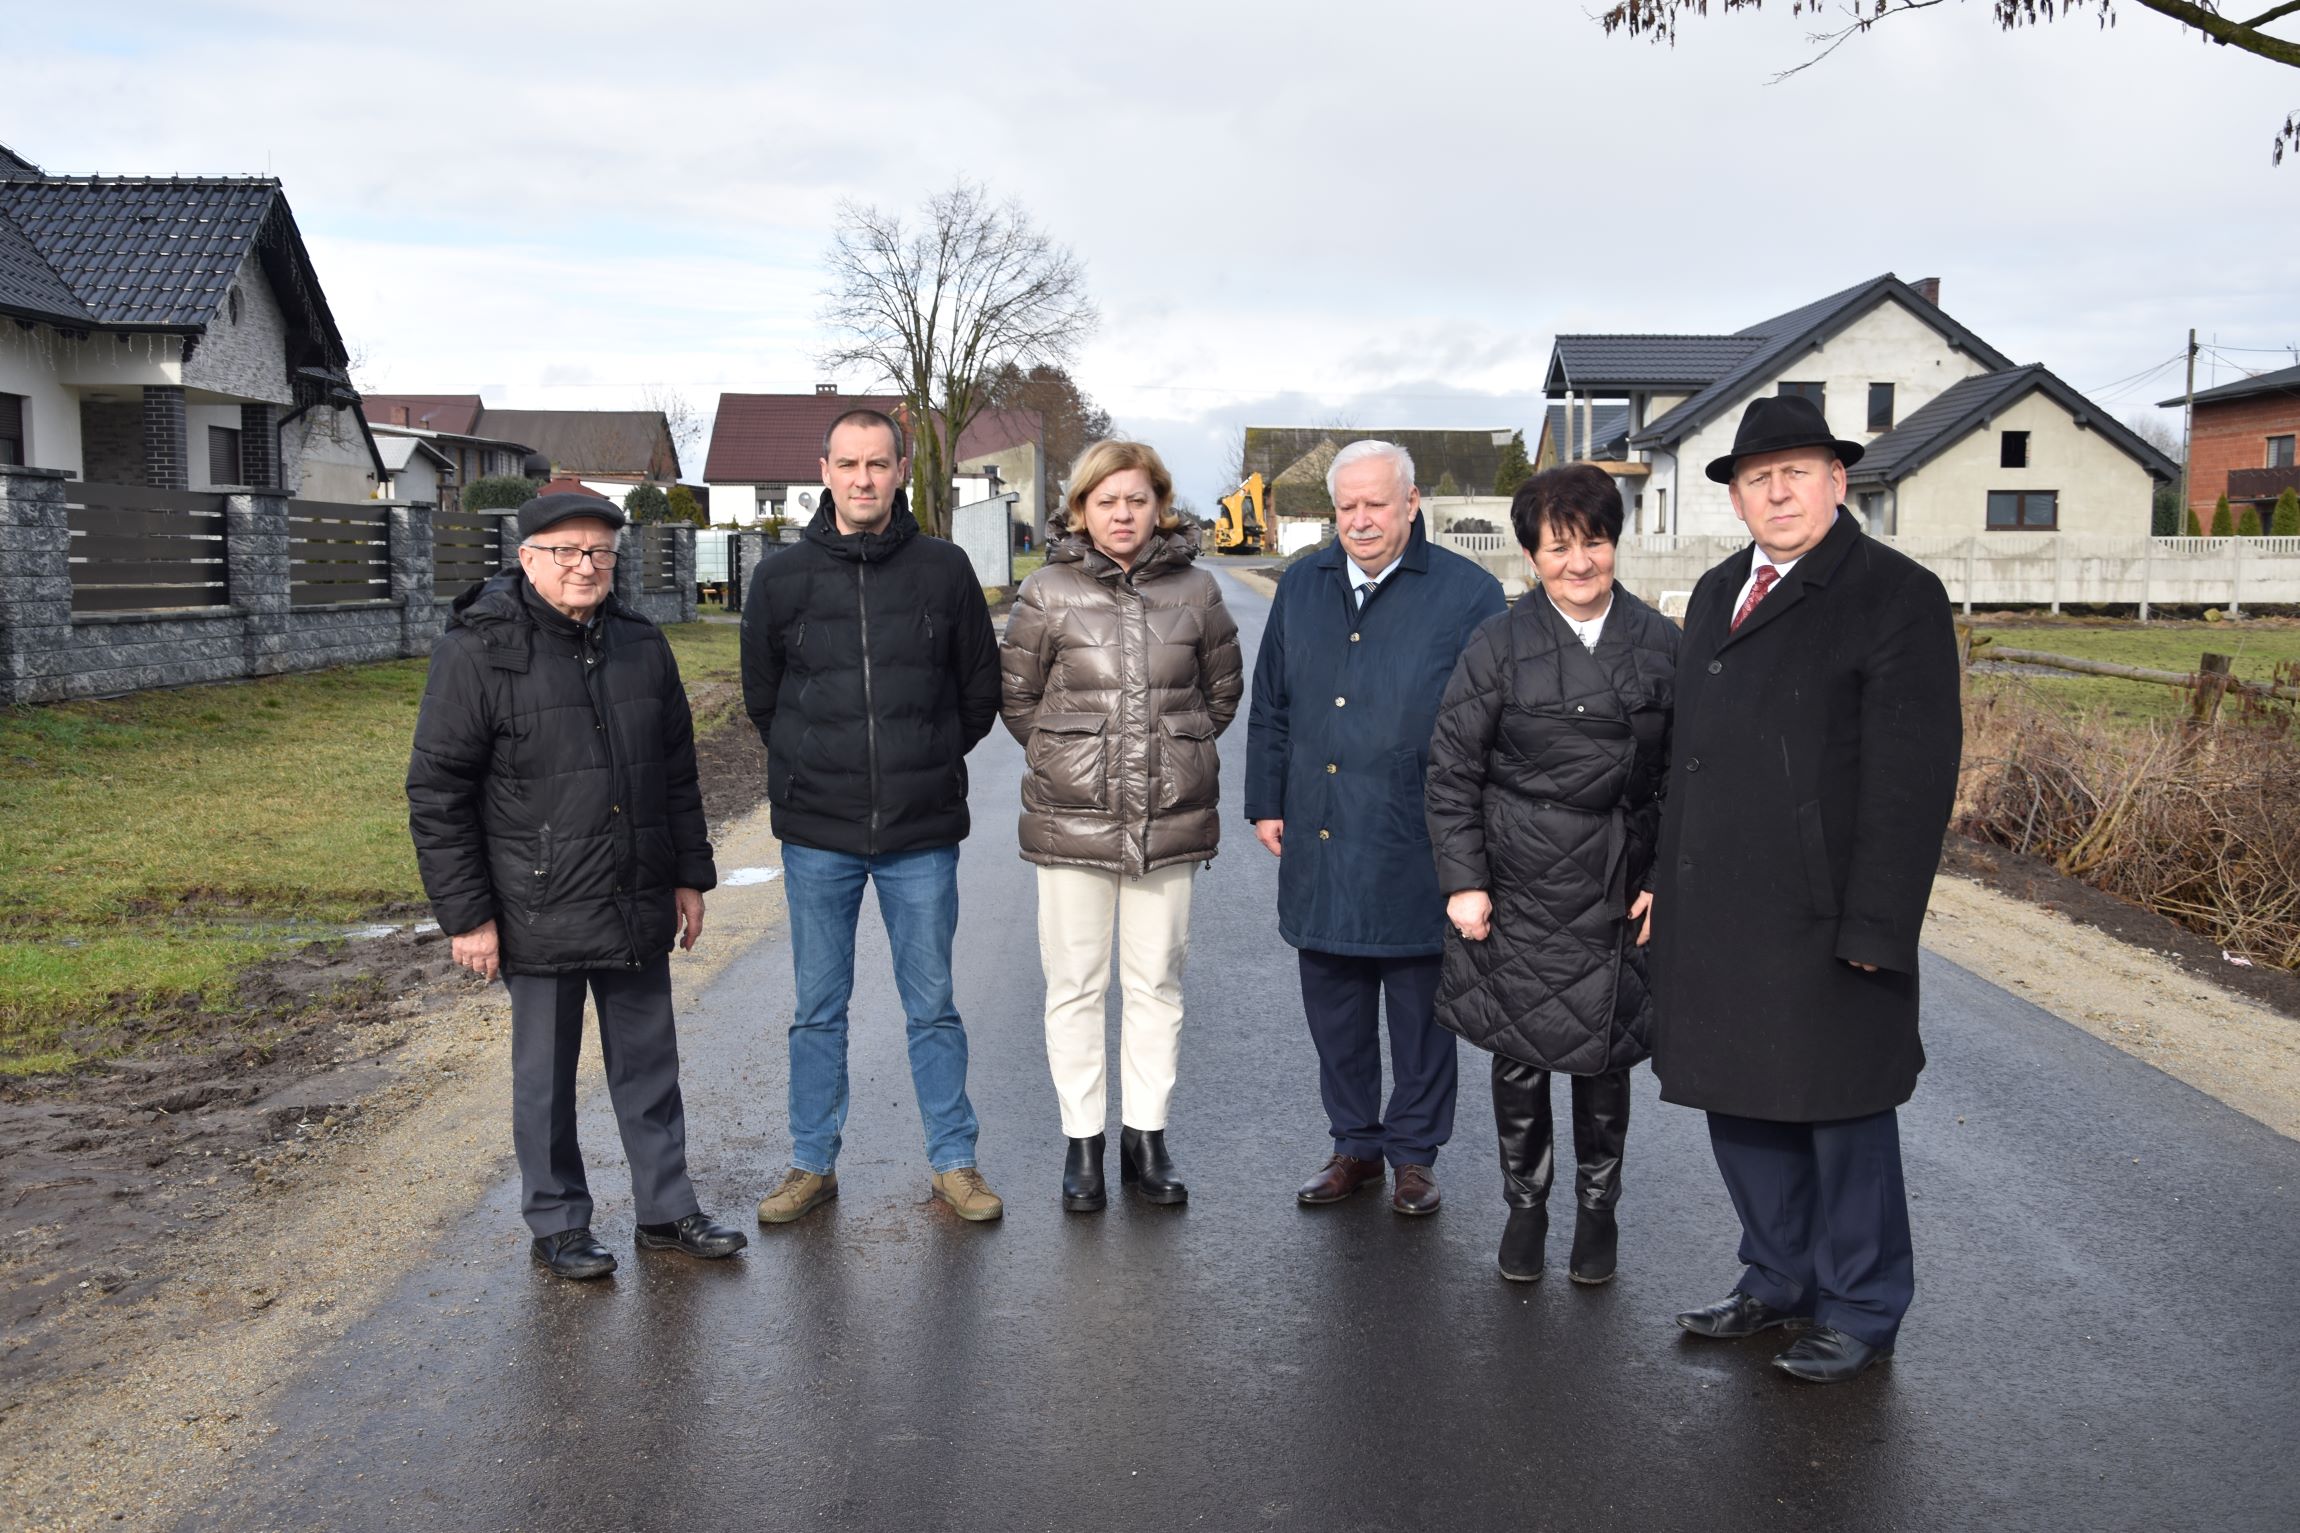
[1119,1127,1187,1205]
[1569,1207,1618,1285]
[1063,1134,1106,1212]
[1498,1206,1547,1282]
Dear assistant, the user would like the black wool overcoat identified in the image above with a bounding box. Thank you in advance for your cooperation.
[1427,588,1679,1074]
[1649,510,1961,1123]
[739,492,1001,857]
[407,573,716,975]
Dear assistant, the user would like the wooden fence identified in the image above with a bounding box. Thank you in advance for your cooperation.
[287,500,392,606]
[431,506,508,592]
[65,482,229,615]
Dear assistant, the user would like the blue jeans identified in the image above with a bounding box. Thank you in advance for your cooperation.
[781,842,978,1175]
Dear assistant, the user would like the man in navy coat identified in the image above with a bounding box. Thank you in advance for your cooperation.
[1246,440,1506,1214]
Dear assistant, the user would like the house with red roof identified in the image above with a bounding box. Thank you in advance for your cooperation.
[703,385,1045,540]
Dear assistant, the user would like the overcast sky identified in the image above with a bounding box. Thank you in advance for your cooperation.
[10,0,2298,501]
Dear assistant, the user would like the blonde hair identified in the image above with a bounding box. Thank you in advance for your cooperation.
[1063,439,1180,533]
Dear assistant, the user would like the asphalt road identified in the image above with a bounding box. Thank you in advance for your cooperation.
[190,569,2300,1532]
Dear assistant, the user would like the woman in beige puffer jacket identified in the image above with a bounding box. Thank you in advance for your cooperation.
[1000,440,1243,1213]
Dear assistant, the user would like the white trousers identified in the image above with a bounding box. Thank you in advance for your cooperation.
[1035,861,1197,1139]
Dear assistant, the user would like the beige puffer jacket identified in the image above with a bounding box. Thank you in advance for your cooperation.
[1000,527,1244,876]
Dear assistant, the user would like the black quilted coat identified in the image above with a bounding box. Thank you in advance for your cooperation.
[406,573,716,975]
[1425,588,1679,1073]
[740,491,1001,856]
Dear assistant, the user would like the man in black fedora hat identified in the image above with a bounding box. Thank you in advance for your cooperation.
[1648,394,1960,1382]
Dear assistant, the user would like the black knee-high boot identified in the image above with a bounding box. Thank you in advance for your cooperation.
[1567,1068,1633,1284]
[1492,1055,1555,1281]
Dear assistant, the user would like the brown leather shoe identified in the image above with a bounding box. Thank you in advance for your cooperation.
[1391,1163,1441,1216]
[1296,1153,1385,1205]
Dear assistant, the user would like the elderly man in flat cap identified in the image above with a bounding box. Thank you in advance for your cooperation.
[1649,394,1960,1382]
[408,492,747,1281]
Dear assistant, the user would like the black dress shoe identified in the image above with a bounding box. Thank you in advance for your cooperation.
[1498,1206,1546,1283]
[1675,1290,1808,1338]
[531,1227,616,1280]
[1772,1326,1892,1383]
[635,1212,748,1259]
[1063,1133,1107,1212]
[1119,1127,1187,1205]
[1568,1208,1618,1286]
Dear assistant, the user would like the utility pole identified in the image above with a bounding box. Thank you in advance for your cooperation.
[2179,328,2197,533]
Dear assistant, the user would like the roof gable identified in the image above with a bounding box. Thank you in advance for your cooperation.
[1630,275,2016,448]
[0,177,279,328]
[486,408,679,480]
[1544,335,1762,393]
[1850,363,2179,486]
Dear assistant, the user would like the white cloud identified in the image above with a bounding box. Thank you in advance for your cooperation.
[9,1,2295,499]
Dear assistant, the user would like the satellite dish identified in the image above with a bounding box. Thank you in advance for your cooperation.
[798,491,817,512]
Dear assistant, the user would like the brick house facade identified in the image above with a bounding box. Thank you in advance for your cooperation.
[2162,363,2300,521]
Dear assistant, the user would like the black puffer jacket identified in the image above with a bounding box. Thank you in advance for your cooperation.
[740,492,1000,856]
[1425,588,1678,1073]
[406,573,715,975]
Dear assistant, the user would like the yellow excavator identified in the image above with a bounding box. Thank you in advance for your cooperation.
[1214,472,1269,554]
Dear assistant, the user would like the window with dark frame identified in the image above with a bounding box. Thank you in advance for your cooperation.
[0,392,23,467]
[1777,381,1825,411]
[1986,490,2058,530]
[207,424,243,486]
[2001,430,2030,469]
[2269,435,2296,469]
[1867,382,1894,432]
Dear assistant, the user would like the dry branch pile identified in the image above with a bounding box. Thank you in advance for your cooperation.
[1958,674,2300,970]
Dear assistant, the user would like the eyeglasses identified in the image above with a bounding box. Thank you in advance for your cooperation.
[525,543,620,569]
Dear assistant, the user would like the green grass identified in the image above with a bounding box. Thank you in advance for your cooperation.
[1012,553,1046,583]
[0,624,738,1071]
[1970,618,2300,725]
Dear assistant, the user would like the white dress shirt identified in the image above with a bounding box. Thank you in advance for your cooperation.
[1545,590,1611,652]
[1350,553,1405,609]
[1730,510,1838,621]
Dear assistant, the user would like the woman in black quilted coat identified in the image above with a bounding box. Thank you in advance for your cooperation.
[1425,464,1678,1287]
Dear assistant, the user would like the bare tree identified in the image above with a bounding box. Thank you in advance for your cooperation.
[820,181,1098,538]
[641,385,704,478]
[1598,1,2300,163]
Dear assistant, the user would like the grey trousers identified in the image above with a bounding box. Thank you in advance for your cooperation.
[507,952,699,1238]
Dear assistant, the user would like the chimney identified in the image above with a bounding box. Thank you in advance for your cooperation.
[815,383,839,396]
[1912,277,1941,307]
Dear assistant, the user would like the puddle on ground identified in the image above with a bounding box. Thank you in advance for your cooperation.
[723,867,784,886]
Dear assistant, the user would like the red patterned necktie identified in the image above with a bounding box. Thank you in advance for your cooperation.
[1731,564,1780,632]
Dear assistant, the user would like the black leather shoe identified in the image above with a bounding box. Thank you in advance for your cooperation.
[1120,1127,1187,1205]
[1675,1290,1808,1338]
[635,1212,748,1259]
[1498,1206,1546,1283]
[531,1227,616,1280]
[1063,1134,1107,1212]
[1771,1326,1893,1383]
[1568,1208,1618,1286]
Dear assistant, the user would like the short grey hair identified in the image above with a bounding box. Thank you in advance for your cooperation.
[1326,439,1416,502]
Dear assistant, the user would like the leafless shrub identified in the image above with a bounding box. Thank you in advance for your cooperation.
[1958,674,2300,969]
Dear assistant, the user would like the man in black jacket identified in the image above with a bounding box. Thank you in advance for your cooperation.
[1651,396,1961,1382]
[408,493,747,1281]
[740,410,1005,1223]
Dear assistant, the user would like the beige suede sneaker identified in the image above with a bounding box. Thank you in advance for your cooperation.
[930,1167,1004,1222]
[756,1168,837,1225]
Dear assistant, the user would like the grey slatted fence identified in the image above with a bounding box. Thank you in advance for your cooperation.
[640,526,677,594]
[288,500,392,605]
[65,481,230,614]
[432,506,506,592]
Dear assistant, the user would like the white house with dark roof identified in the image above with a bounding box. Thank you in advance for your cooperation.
[1544,275,2173,539]
[0,142,380,496]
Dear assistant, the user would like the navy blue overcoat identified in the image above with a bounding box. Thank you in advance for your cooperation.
[1245,519,1505,956]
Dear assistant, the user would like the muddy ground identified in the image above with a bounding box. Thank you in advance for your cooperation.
[0,712,771,1412]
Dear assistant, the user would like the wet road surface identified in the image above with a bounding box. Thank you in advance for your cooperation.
[192,570,2299,1531]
